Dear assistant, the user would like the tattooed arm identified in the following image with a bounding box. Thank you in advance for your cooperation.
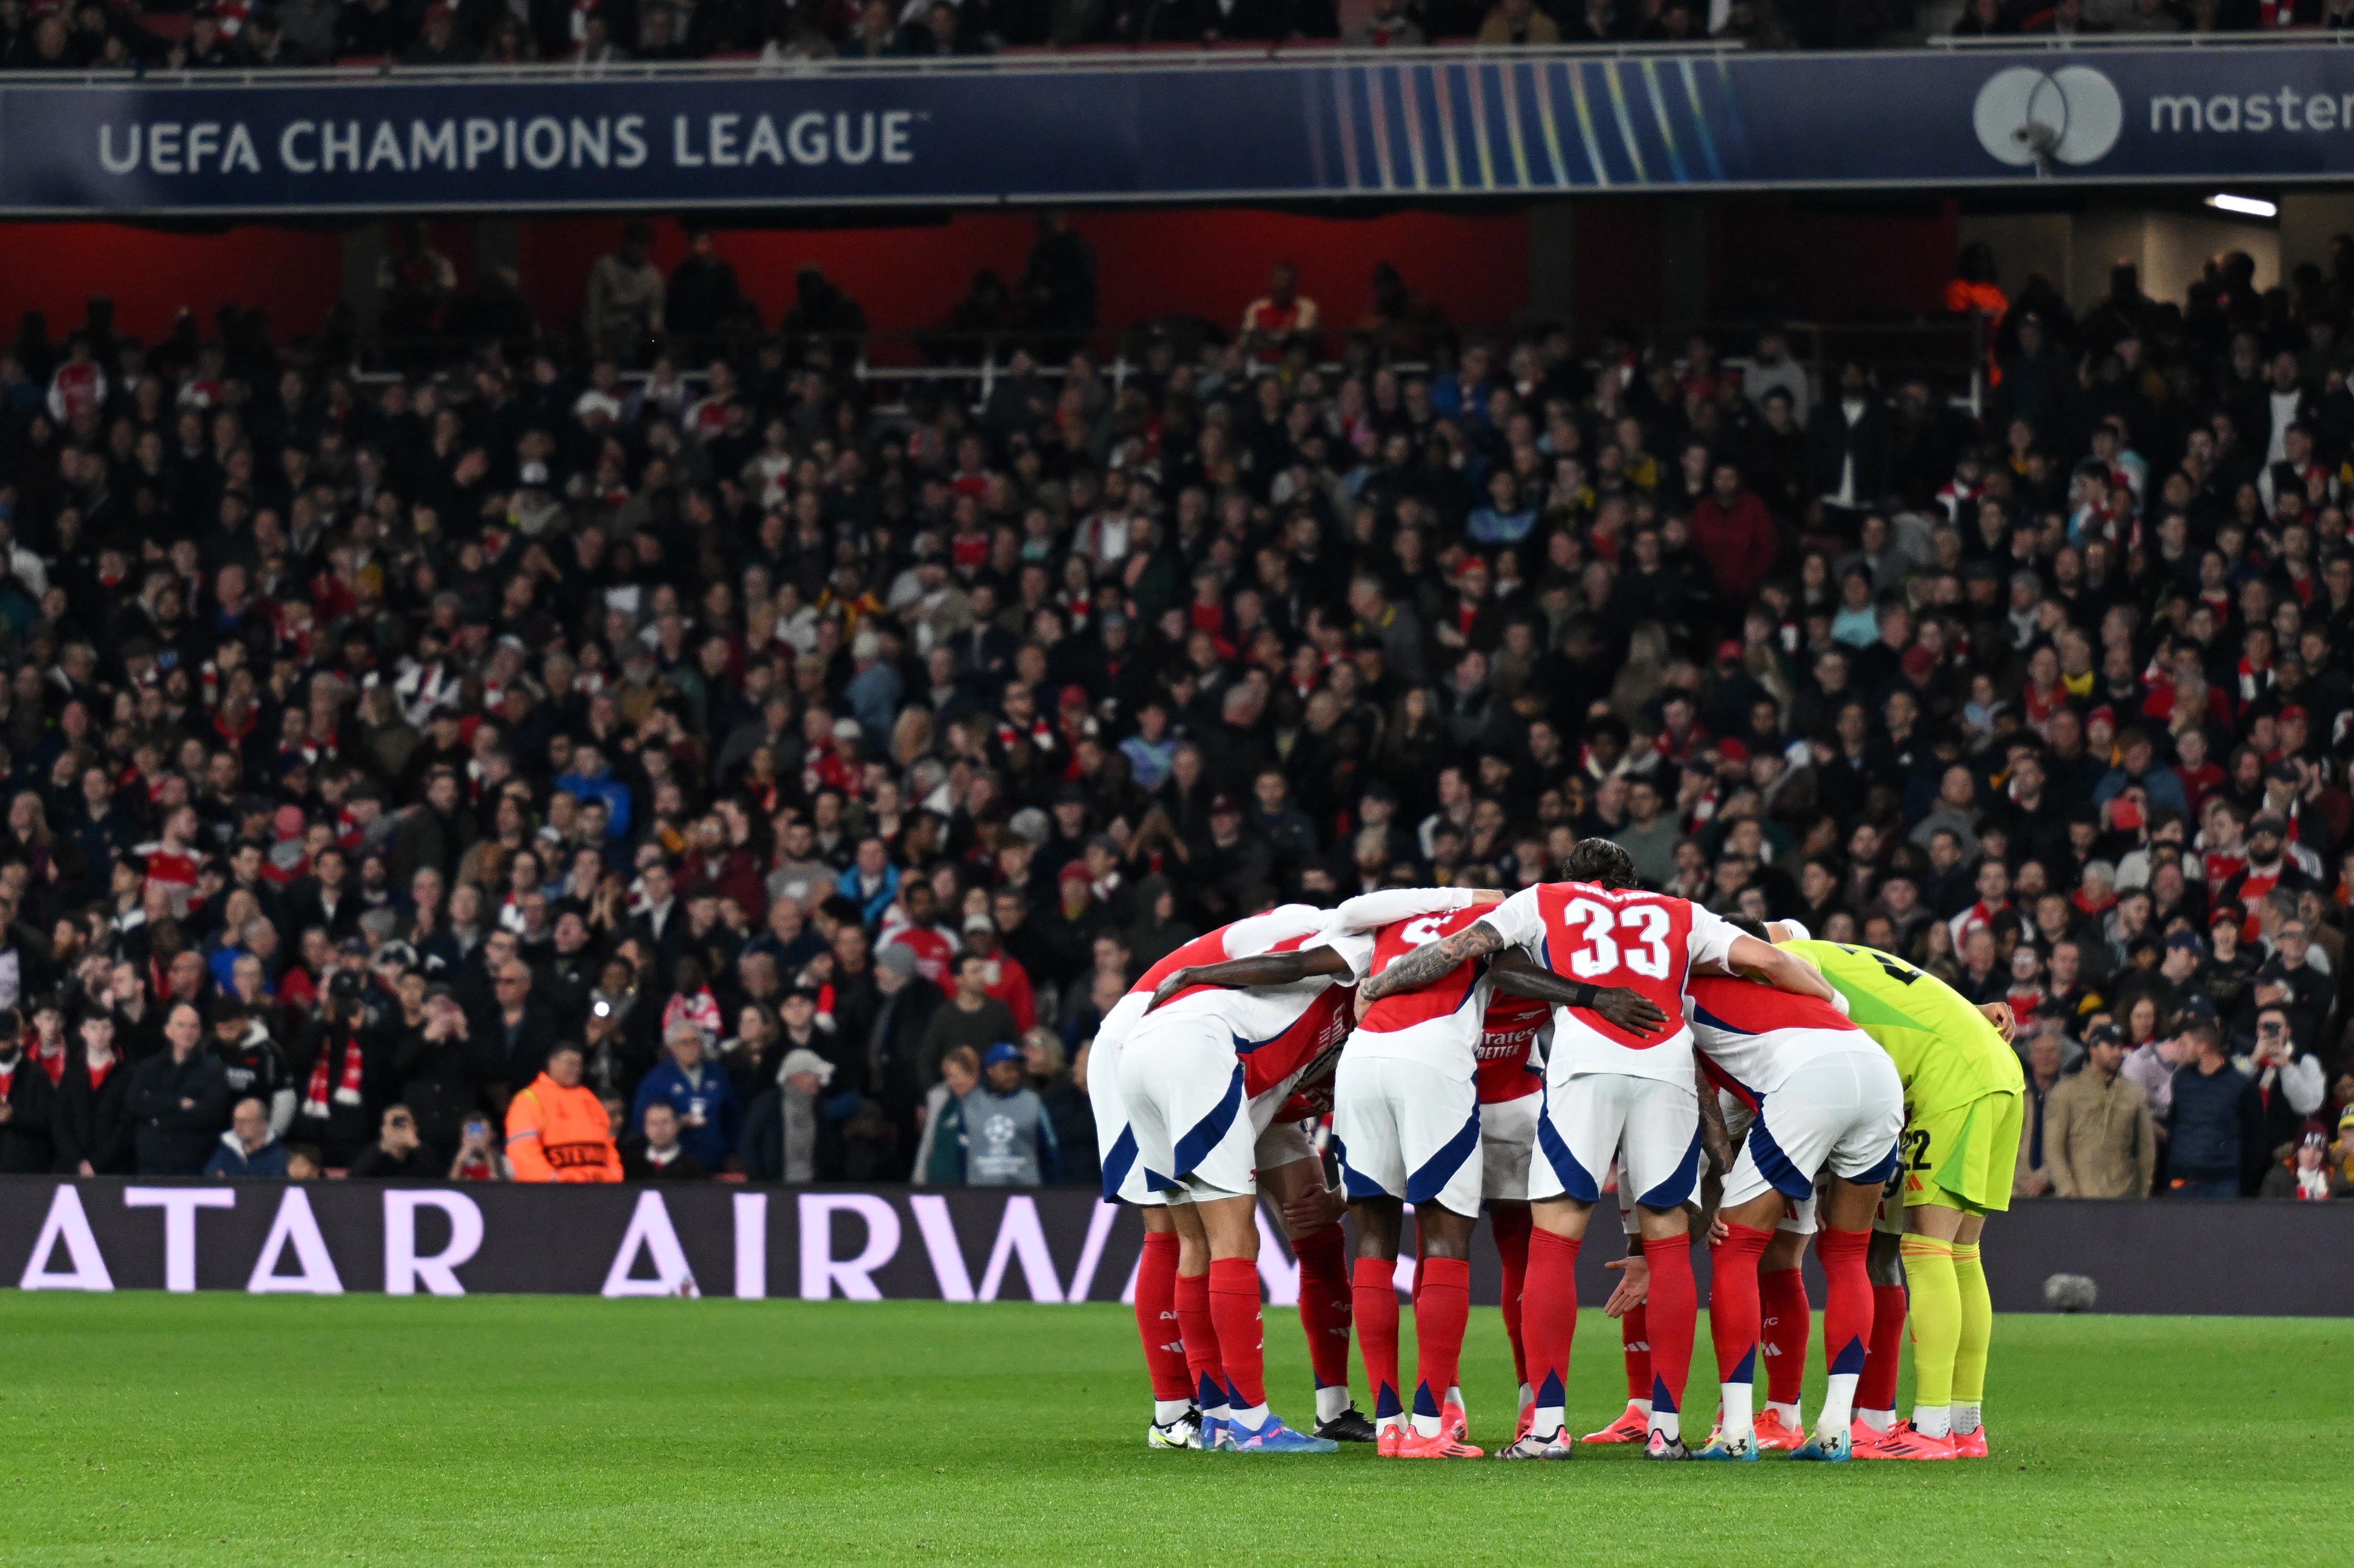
[1356,917,1508,1005]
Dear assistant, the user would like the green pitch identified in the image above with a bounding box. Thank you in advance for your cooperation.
[0,1293,2335,1566]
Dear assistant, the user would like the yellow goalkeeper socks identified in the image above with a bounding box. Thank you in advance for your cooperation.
[1950,1240,1990,1436]
[1899,1235,1959,1439]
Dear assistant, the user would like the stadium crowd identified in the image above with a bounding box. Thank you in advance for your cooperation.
[0,223,2347,1204]
[0,0,2342,73]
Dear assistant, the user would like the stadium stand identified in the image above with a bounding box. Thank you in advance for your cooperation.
[2,0,2351,74]
[0,210,2345,1203]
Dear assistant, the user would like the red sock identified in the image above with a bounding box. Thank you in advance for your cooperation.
[1705,1223,1773,1396]
[1642,1235,1698,1421]
[1174,1270,1226,1411]
[1489,1206,1533,1389]
[1622,1303,1652,1401]
[1816,1229,1875,1385]
[1291,1224,1353,1393]
[1760,1265,1810,1407]
[1522,1229,1581,1422]
[1859,1281,1908,1414]
[1413,1256,1471,1426]
[1351,1255,1402,1422]
[1207,1258,1267,1412]
[1134,1231,1191,1403]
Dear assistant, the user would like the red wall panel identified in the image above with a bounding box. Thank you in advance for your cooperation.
[0,223,346,348]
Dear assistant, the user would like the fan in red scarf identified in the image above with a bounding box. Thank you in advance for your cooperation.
[2238,627,2279,706]
[991,684,1057,762]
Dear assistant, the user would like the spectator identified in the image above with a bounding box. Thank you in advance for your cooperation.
[1345,0,1426,42]
[1239,260,1319,362]
[960,1041,1060,1186]
[288,970,380,1165]
[1689,461,1780,608]
[1476,0,1561,39]
[959,912,1037,1032]
[666,224,745,358]
[913,1044,979,1185]
[632,1021,740,1171]
[129,1002,231,1176]
[446,1113,508,1180]
[1023,1028,1095,1188]
[56,1013,133,1175]
[2042,1020,2157,1197]
[2259,1127,2350,1199]
[2238,1004,2325,1153]
[739,1046,835,1183]
[2013,1023,2067,1196]
[506,1043,622,1183]
[203,1096,290,1178]
[920,951,1021,1087]
[2164,1022,2267,1197]
[623,1099,709,1179]
[0,1005,53,1172]
[349,1103,438,1178]
[583,221,665,365]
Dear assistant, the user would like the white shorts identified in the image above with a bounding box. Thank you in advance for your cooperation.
[1089,1025,1161,1208]
[1479,1093,1541,1203]
[1721,1095,1812,1234]
[1332,1052,1484,1218]
[1530,1072,1702,1210]
[1122,1011,1304,1202]
[1722,1047,1906,1218]
[1255,1118,1319,1178]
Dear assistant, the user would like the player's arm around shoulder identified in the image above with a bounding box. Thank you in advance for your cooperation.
[1145,945,1349,1012]
[1356,915,1508,1005]
[1724,932,1839,1006]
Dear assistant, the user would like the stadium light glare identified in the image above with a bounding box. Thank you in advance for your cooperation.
[2205,194,2278,219]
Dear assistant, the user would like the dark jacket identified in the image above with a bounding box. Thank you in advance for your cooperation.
[2165,1059,2267,1194]
[348,1142,439,1179]
[202,1129,291,1178]
[865,975,943,1127]
[56,1050,135,1174]
[469,997,560,1095]
[387,1021,480,1154]
[620,1139,709,1180]
[286,1021,388,1166]
[630,1059,739,1171]
[0,1052,56,1173]
[128,1049,233,1175]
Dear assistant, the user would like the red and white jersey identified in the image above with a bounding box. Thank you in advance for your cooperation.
[1348,905,1494,1080]
[1484,880,1740,1085]
[1476,991,1552,1105]
[879,923,956,988]
[1147,924,1355,1101]
[1122,889,1479,1103]
[1686,974,1864,1111]
[1092,903,1330,1065]
[1346,905,1549,1105]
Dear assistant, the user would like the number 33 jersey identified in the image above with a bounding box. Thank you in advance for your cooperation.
[1482,881,1742,1085]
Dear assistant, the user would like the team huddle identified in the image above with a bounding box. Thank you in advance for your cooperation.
[1086,838,2027,1461]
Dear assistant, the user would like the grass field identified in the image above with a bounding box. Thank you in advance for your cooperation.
[0,1293,2338,1566]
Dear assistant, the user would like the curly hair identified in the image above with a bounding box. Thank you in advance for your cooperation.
[1562,837,1639,891]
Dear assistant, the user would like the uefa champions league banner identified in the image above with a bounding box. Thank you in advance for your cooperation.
[5,46,2354,214]
[0,1177,2347,1311]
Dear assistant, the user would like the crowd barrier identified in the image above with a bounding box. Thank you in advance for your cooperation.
[2,1178,2345,1313]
